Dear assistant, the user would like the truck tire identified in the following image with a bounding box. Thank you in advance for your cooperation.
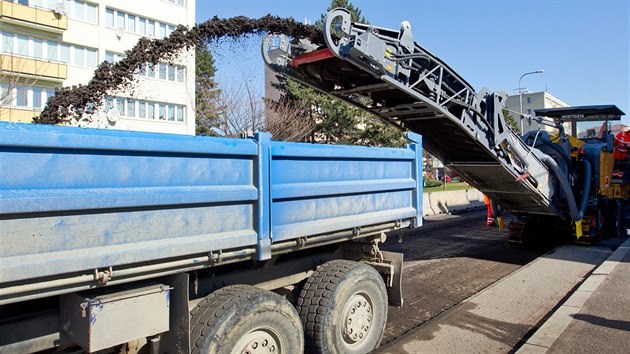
[297,260,388,354]
[190,285,304,354]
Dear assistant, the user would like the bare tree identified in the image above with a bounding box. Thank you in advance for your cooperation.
[214,80,265,137]
[265,97,315,142]
[214,79,316,141]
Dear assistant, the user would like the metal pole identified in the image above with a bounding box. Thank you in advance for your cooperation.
[518,70,544,135]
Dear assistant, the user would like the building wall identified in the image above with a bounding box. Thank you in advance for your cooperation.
[0,0,196,135]
[505,91,570,135]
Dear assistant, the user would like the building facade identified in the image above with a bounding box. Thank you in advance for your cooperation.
[504,91,570,135]
[0,0,195,135]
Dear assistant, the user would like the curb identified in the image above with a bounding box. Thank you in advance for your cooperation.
[515,237,630,353]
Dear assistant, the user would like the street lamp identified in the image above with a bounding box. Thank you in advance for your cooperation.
[518,69,544,134]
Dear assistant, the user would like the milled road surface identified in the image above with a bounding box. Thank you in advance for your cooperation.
[378,211,559,348]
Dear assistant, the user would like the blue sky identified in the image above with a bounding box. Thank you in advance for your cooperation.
[196,0,629,127]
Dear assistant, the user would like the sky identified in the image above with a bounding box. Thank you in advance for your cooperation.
[195,0,629,128]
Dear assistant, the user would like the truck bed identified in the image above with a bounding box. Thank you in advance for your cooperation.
[0,122,421,302]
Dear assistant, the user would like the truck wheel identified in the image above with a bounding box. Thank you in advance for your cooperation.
[190,285,303,354]
[298,260,388,354]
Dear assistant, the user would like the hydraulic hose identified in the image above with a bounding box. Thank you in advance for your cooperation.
[533,151,591,222]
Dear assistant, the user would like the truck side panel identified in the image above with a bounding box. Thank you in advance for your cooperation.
[0,123,259,284]
[269,140,422,242]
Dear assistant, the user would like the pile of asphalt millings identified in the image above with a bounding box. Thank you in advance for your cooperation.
[34,15,322,124]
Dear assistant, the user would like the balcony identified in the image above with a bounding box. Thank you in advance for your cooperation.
[0,107,39,123]
[0,54,67,81]
[0,1,67,33]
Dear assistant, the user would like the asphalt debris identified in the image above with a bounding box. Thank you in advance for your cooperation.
[34,15,322,124]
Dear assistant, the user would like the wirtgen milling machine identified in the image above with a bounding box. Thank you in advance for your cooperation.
[263,8,627,244]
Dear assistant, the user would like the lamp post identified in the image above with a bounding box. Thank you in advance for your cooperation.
[518,69,544,134]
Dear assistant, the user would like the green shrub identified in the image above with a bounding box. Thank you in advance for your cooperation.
[424,179,443,188]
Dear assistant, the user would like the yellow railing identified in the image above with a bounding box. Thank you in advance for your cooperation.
[0,107,39,123]
[0,1,68,31]
[0,54,67,80]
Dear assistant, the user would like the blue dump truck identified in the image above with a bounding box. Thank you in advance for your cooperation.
[0,122,422,353]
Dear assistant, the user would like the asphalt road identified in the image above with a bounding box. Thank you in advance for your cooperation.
[378,211,560,349]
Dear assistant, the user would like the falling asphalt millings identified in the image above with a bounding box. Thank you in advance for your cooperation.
[34,15,322,124]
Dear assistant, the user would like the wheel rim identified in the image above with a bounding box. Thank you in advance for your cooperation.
[232,327,283,354]
[341,292,374,347]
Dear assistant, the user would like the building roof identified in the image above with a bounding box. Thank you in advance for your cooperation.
[535,105,625,122]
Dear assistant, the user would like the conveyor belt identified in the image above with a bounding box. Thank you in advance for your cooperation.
[263,8,563,217]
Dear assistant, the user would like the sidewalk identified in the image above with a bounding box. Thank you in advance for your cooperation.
[380,211,630,354]
[517,236,630,354]
[376,237,614,353]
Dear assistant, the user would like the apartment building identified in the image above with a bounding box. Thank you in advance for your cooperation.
[0,0,196,135]
[505,91,570,135]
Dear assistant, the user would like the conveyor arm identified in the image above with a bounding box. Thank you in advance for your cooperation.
[263,8,585,222]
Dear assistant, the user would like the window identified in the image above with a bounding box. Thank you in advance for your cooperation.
[527,97,531,104]
[33,38,43,59]
[106,8,114,27]
[1,32,13,53]
[17,35,28,56]
[106,97,185,123]
[168,64,175,81]
[105,51,124,63]
[32,87,42,109]
[16,86,28,107]
[527,109,532,115]
[74,46,85,66]
[138,101,146,118]
[176,105,184,122]
[45,88,55,101]
[159,104,166,120]
[168,104,175,121]
[60,44,70,63]
[1,84,10,105]
[86,48,97,68]
[139,17,146,35]
[126,99,136,117]
[74,1,85,21]
[159,23,166,38]
[0,83,6,96]
[167,25,175,36]
[116,97,125,115]
[103,96,114,111]
[159,63,167,80]
[176,66,184,83]
[147,20,155,37]
[116,11,125,29]
[44,0,56,10]
[46,41,57,60]
[147,63,155,77]
[86,3,97,24]
[127,14,136,32]
[148,102,155,119]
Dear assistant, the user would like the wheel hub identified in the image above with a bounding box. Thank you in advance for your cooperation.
[233,327,281,354]
[342,293,373,346]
